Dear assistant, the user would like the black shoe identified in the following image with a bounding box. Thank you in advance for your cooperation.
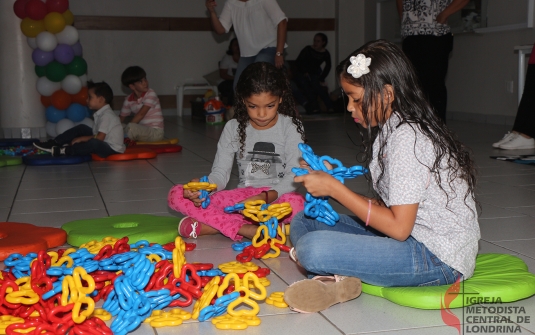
[51,146,66,157]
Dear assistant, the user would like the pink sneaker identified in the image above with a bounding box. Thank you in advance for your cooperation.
[178,217,201,239]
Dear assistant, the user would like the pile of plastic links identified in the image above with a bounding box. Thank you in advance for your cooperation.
[291,143,368,226]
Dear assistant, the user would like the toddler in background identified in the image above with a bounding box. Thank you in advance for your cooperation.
[120,66,164,142]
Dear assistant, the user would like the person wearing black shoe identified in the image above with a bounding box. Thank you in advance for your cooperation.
[34,81,125,158]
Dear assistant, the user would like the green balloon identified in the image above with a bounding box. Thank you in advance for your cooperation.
[66,56,88,76]
[45,61,67,82]
[35,65,46,78]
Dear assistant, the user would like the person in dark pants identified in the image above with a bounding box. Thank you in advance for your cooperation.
[397,0,469,123]
[34,81,125,157]
[492,43,535,150]
[293,33,333,114]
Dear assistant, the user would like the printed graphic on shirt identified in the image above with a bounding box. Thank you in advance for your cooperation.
[238,142,284,187]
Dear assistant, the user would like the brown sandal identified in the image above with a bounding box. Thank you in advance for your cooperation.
[284,275,362,313]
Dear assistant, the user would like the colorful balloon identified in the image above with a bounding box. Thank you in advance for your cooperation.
[71,41,83,56]
[13,0,31,19]
[46,0,69,14]
[32,48,54,67]
[54,44,74,64]
[56,26,78,45]
[36,77,61,96]
[45,61,67,82]
[62,9,74,26]
[66,56,87,76]
[50,89,72,110]
[27,37,38,49]
[78,74,87,86]
[45,105,66,123]
[71,86,88,105]
[44,12,66,34]
[61,74,82,94]
[36,31,58,52]
[41,95,52,107]
[75,117,94,128]
[25,0,48,21]
[45,121,58,137]
[66,103,86,122]
[20,18,45,38]
[35,65,46,77]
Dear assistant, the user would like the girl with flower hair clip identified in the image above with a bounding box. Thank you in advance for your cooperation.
[284,40,480,313]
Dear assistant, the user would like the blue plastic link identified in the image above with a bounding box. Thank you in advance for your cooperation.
[198,291,240,321]
[199,176,211,209]
[231,241,252,251]
[224,203,245,214]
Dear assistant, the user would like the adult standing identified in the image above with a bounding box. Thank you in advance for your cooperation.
[396,0,469,123]
[206,0,288,89]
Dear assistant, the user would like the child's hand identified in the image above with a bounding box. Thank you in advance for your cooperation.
[205,0,217,12]
[294,171,340,198]
[183,178,204,207]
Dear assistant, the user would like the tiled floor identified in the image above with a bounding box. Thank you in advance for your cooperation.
[1,114,534,335]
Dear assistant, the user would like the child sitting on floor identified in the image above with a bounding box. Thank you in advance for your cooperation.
[120,66,164,142]
[283,40,480,313]
[168,62,306,240]
[34,81,125,157]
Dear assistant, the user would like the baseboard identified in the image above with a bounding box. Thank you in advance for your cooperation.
[1,127,47,139]
[448,111,516,126]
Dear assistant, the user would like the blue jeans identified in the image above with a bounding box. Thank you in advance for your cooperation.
[55,124,118,158]
[290,211,462,287]
[233,47,277,89]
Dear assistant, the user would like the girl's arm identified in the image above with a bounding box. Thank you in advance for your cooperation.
[295,171,418,241]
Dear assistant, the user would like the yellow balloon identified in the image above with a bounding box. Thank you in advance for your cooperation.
[44,12,66,34]
[20,18,45,38]
[62,10,74,26]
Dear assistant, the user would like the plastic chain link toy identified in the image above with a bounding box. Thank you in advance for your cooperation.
[291,143,368,225]
[183,176,217,209]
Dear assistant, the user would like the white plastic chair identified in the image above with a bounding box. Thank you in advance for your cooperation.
[175,77,219,117]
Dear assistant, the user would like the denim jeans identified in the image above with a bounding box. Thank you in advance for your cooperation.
[55,124,117,158]
[233,47,277,89]
[290,211,462,287]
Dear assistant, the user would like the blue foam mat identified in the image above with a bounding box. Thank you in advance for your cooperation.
[23,154,92,166]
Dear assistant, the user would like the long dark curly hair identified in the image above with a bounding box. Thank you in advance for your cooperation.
[234,62,306,158]
[337,40,477,211]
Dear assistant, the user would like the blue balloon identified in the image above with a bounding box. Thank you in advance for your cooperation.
[45,106,66,123]
[66,103,87,122]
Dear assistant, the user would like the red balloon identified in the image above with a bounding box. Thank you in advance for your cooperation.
[41,95,52,107]
[71,86,88,106]
[46,0,69,14]
[25,0,48,21]
[50,90,72,110]
[13,0,31,19]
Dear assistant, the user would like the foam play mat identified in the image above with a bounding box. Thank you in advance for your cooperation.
[23,154,92,166]
[490,155,535,165]
[134,144,182,154]
[62,214,182,246]
[0,222,67,261]
[136,138,179,145]
[91,147,157,161]
[0,156,23,167]
[361,253,535,309]
[0,138,38,147]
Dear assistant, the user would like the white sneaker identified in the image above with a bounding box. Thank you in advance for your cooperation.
[492,132,517,148]
[499,135,535,150]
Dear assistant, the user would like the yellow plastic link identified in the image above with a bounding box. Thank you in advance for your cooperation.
[183,181,217,192]
[91,309,112,321]
[79,236,118,254]
[147,254,161,263]
[15,277,32,290]
[144,309,191,327]
[53,256,74,268]
[266,292,288,308]
[5,290,39,305]
[47,251,59,264]
[0,316,25,335]
[62,248,78,257]
[218,261,258,274]
[61,267,95,324]
[217,273,266,318]
[212,314,261,330]
[192,276,220,320]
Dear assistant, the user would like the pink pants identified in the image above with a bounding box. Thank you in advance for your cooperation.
[168,185,305,240]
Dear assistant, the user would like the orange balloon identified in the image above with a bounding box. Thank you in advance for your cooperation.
[71,86,88,106]
[62,9,74,26]
[50,90,72,110]
[20,17,45,37]
[40,95,51,107]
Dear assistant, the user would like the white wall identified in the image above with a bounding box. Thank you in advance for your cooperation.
[70,0,338,97]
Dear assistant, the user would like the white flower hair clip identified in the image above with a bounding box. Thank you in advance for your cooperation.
[347,54,371,79]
